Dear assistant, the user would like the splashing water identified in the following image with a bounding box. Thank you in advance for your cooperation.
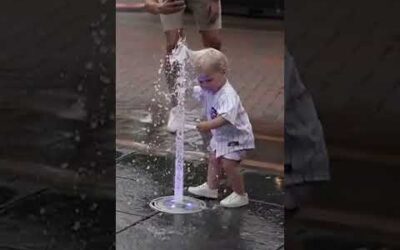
[168,40,196,202]
[149,39,206,214]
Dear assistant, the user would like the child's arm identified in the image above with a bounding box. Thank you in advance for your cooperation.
[196,116,227,132]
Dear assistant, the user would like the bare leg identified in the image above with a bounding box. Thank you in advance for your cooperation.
[221,158,245,195]
[200,30,222,50]
[207,152,222,189]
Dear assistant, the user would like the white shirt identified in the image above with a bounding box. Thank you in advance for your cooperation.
[193,80,255,158]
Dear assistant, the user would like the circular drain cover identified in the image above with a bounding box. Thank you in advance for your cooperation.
[150,195,207,214]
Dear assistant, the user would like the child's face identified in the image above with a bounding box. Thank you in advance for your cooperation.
[197,71,225,92]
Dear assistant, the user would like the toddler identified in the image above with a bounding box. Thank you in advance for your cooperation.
[188,48,255,208]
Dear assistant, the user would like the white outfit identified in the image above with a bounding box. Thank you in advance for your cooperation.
[193,80,255,159]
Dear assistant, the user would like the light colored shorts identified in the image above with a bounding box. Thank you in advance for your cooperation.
[209,149,247,161]
[159,0,222,32]
[222,150,247,161]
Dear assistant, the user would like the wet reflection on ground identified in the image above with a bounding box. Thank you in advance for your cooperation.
[116,152,284,250]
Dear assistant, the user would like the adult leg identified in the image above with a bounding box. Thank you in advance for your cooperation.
[164,29,183,107]
[159,7,184,107]
[200,29,222,50]
[189,0,222,50]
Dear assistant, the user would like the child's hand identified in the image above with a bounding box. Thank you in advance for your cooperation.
[196,121,211,132]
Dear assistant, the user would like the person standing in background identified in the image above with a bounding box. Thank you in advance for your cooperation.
[144,0,222,132]
[284,50,330,211]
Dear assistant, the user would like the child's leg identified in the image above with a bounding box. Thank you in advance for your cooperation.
[221,158,245,195]
[207,152,222,189]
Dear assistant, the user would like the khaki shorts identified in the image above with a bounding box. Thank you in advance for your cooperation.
[159,0,222,32]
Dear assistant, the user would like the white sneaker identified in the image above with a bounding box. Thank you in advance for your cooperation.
[188,183,218,199]
[220,192,249,208]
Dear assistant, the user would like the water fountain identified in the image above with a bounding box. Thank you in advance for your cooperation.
[149,40,207,214]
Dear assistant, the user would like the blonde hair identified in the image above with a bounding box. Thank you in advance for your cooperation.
[191,48,228,74]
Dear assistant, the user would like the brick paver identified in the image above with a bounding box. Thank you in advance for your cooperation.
[117,12,284,137]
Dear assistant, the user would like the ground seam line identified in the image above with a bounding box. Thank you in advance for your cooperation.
[249,199,284,208]
[0,188,48,214]
[116,209,147,217]
[116,211,160,234]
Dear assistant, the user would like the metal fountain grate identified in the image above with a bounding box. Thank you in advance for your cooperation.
[150,195,207,214]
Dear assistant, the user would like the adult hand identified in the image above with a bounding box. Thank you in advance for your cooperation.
[156,0,186,15]
[208,0,220,24]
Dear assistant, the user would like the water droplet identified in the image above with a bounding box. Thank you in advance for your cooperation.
[100,46,107,53]
[100,75,111,84]
[90,203,98,211]
[85,62,94,70]
[90,121,98,129]
[60,162,69,169]
[72,221,80,231]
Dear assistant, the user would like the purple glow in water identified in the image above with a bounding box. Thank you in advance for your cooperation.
[171,41,191,203]
[165,40,197,204]
[173,103,185,202]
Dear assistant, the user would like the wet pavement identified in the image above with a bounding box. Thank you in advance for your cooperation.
[116,10,284,249]
[0,180,114,250]
[116,153,284,250]
[285,158,400,249]
[0,1,116,247]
